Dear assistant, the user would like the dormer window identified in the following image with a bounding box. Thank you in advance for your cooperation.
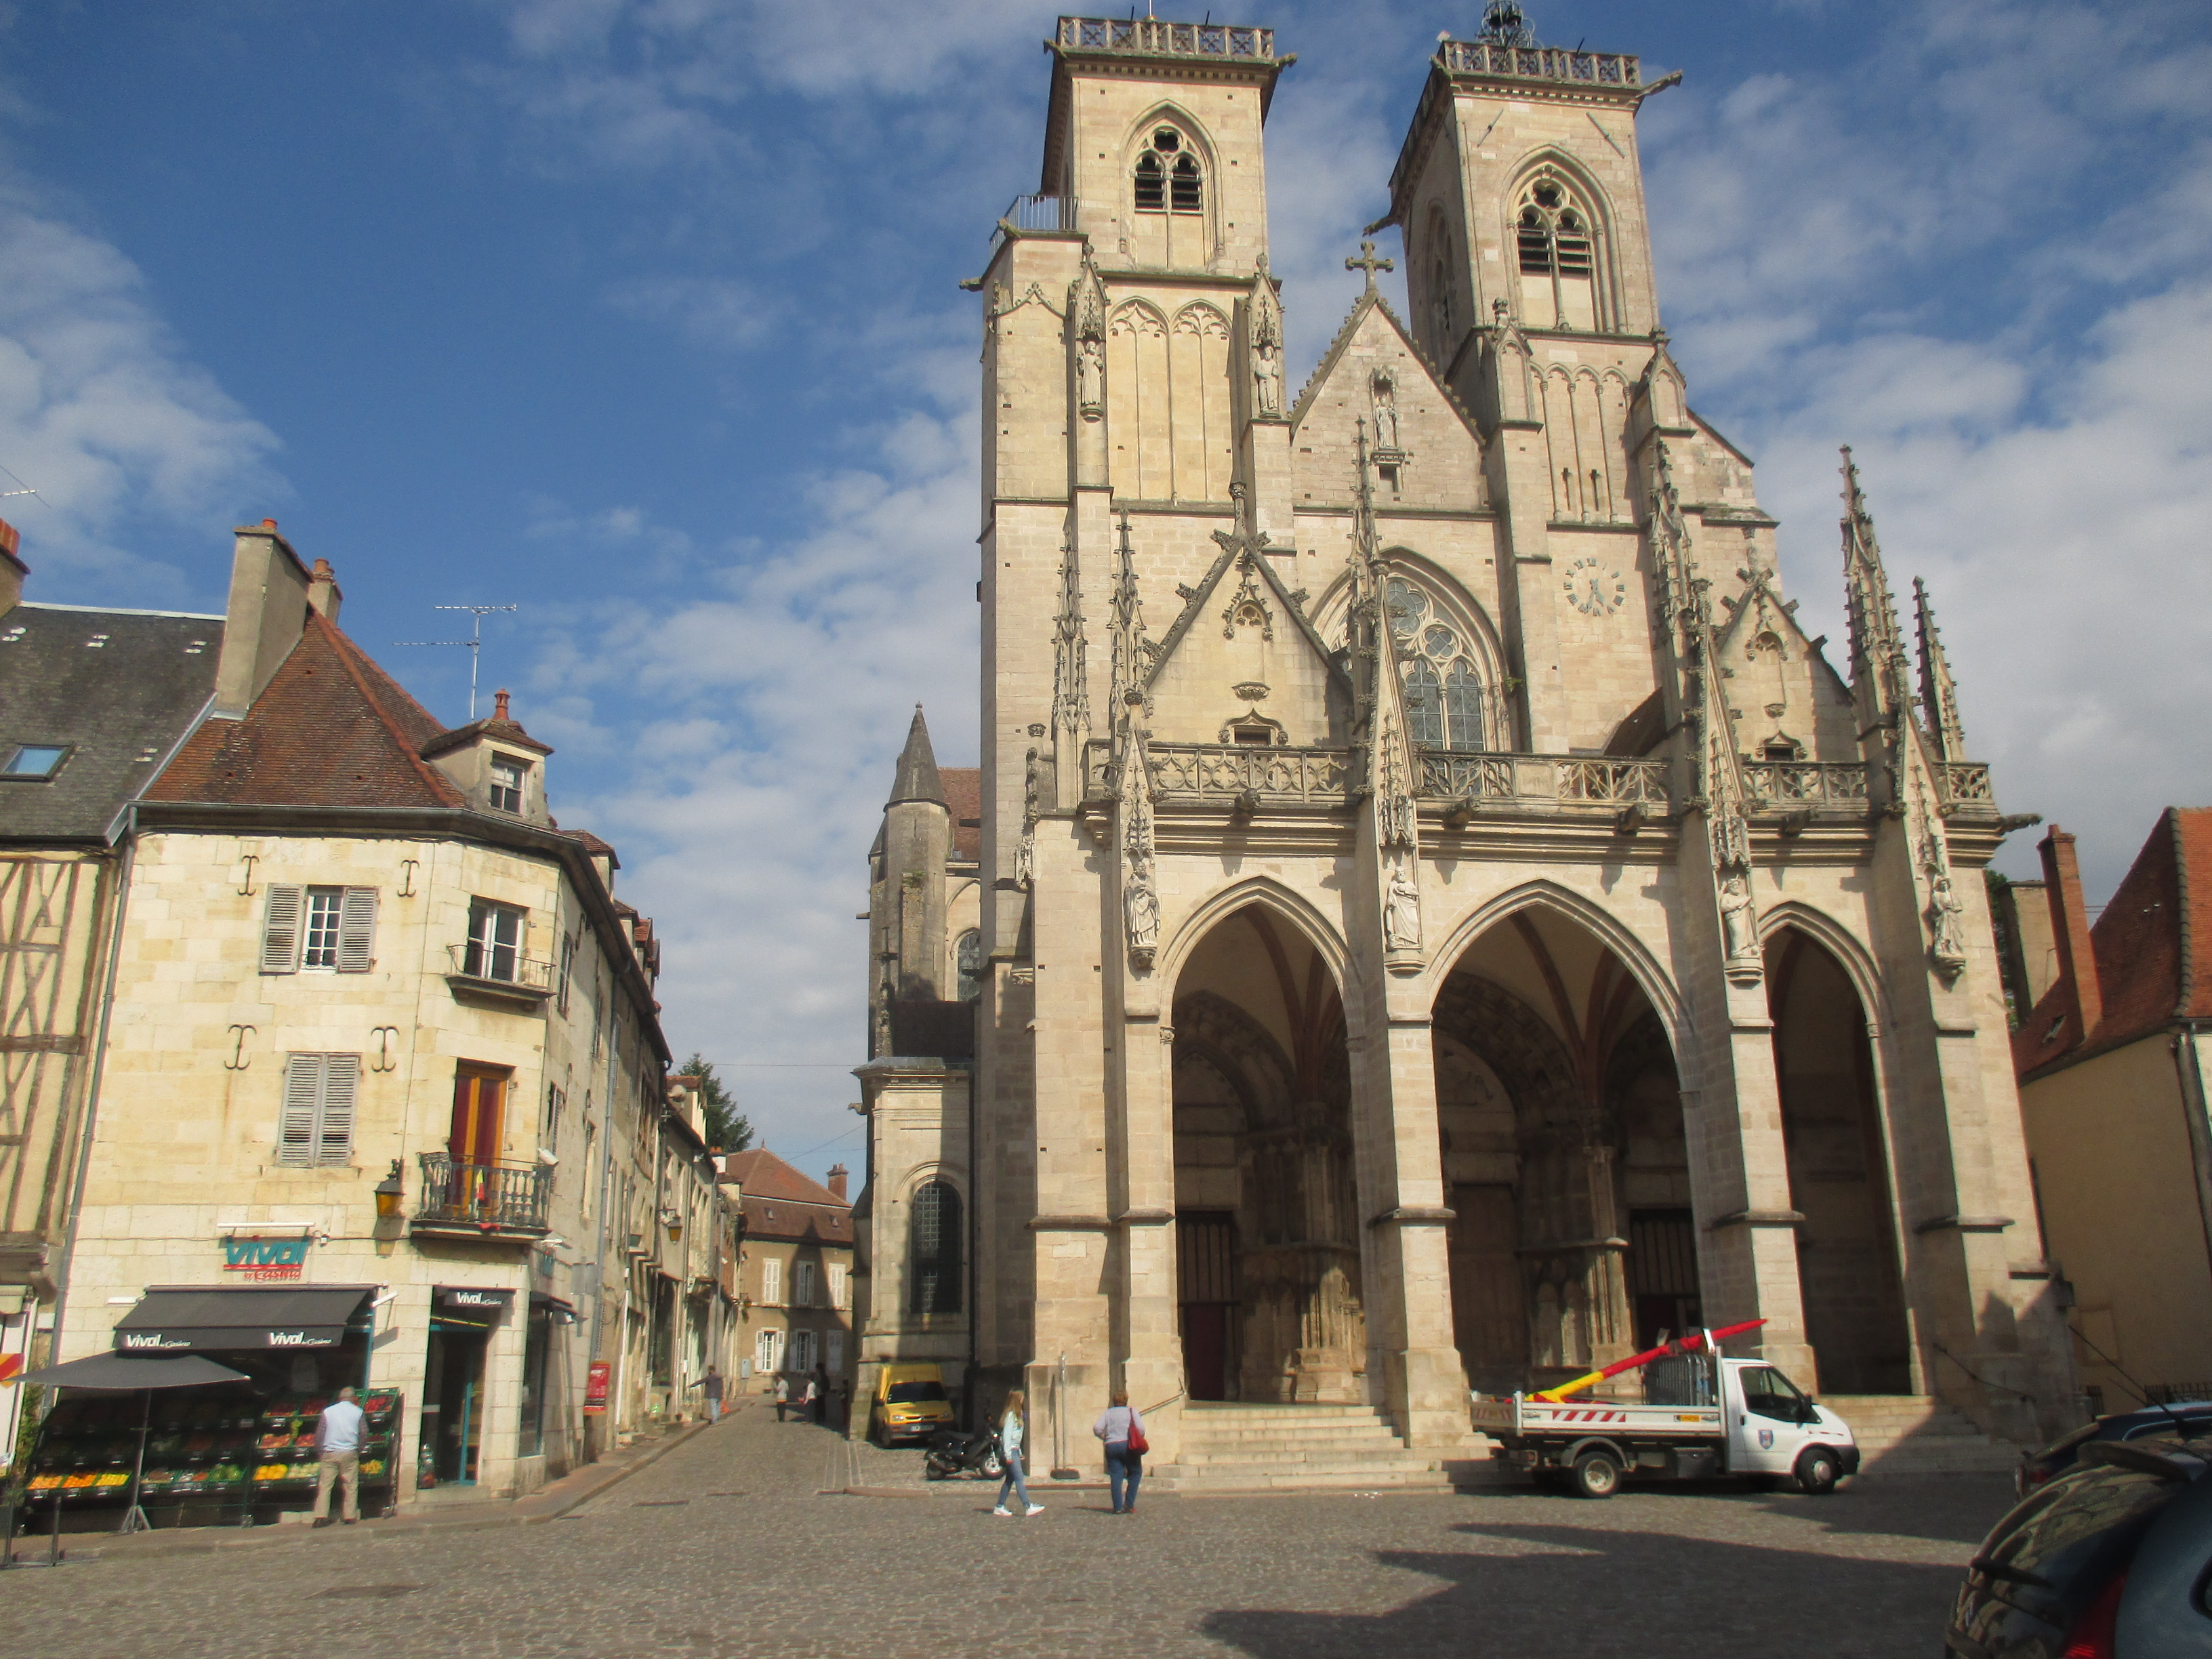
[1515,177,1600,330]
[490,754,527,814]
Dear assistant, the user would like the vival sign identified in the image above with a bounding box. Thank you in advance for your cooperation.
[223,1235,310,1282]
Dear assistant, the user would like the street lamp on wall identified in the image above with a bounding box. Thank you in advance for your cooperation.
[373,1160,405,1221]
[659,1207,682,1242]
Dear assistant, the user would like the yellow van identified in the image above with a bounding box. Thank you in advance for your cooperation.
[870,1363,954,1446]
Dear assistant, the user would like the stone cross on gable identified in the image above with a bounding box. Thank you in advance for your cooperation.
[1347,239,1395,291]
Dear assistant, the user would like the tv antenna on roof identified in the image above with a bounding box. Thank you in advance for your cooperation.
[394,603,518,722]
[0,460,51,508]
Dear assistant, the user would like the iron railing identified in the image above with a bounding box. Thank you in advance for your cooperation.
[1440,40,1639,85]
[998,193,1073,234]
[445,941,554,991]
[1057,17,1275,58]
[415,1153,551,1236]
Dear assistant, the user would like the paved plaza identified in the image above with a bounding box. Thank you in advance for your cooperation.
[4,1399,2009,1658]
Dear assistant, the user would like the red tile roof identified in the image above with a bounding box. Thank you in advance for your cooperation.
[724,1148,853,1244]
[147,611,466,808]
[943,766,981,863]
[2016,807,2212,1078]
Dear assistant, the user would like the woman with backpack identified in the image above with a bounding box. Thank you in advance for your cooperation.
[992,1389,1044,1517]
[1092,1389,1147,1514]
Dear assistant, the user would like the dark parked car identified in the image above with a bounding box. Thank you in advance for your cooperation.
[2017,1402,2212,1498]
[1946,1435,2212,1658]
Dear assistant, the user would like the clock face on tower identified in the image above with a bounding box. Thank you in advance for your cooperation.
[1563,557,1629,617]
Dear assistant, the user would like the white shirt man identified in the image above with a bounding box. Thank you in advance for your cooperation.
[313,1387,367,1526]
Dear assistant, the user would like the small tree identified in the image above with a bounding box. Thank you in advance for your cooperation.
[677,1054,754,1153]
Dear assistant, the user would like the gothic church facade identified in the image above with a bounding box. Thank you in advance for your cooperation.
[853,11,2075,1462]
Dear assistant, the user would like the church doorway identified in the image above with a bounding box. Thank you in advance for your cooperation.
[1170,905,1364,1404]
[1431,909,1689,1395]
[1765,930,1912,1394]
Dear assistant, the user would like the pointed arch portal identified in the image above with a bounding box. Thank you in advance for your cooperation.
[1430,907,1691,1394]
[1171,903,1362,1402]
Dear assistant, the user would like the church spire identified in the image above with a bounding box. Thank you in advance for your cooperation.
[888,705,945,806]
[1912,577,1968,761]
[1839,447,1912,731]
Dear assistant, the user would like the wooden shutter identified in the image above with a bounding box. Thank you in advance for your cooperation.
[336,888,377,972]
[278,1054,323,1165]
[317,1054,359,1164]
[260,884,303,974]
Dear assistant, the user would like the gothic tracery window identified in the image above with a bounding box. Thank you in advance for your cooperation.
[1132,125,1208,266]
[1386,577,1488,750]
[1134,127,1203,216]
[1515,177,1599,331]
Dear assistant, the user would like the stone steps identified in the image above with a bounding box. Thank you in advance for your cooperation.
[1151,1403,1483,1494]
[1822,1395,2024,1475]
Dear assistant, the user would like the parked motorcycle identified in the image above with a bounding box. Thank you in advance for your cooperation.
[923,1427,1006,1481]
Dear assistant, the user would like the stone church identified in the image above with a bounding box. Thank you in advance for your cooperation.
[851,9,2076,1471]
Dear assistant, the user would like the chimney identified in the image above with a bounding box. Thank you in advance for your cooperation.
[2039,825,2102,1046]
[826,1164,848,1203]
[494,687,510,722]
[307,556,343,622]
[212,519,314,717]
[0,517,24,617]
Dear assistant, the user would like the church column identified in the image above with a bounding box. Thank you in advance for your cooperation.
[1107,934,1183,1459]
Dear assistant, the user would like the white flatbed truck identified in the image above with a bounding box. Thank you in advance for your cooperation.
[1471,1351,1861,1498]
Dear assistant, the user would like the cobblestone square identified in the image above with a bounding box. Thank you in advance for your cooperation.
[3,1398,2010,1658]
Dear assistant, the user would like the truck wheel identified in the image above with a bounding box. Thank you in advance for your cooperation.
[1795,1447,1841,1495]
[1571,1450,1622,1500]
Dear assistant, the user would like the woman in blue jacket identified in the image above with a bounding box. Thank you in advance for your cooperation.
[992,1389,1044,1517]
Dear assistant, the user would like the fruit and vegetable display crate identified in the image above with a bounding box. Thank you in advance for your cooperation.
[17,1387,404,1526]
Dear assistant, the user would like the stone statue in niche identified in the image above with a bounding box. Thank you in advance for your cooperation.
[1248,253,1285,420]
[1371,367,1400,454]
[1071,248,1109,422]
[1718,872,1759,966]
[1077,333,1104,419]
[1126,858,1160,964]
[1385,859,1422,951]
[1927,872,1968,974]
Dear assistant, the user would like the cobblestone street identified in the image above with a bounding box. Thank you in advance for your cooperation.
[1,1397,2013,1658]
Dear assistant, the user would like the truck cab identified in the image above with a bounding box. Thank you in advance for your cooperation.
[1472,1349,1860,1498]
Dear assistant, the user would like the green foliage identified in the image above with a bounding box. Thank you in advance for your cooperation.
[677,1054,754,1153]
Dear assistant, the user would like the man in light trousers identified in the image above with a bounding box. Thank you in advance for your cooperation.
[312,1386,367,1525]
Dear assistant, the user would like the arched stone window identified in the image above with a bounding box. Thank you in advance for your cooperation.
[1130,123,1207,266]
[1387,577,1488,750]
[955,930,982,1002]
[908,1179,963,1315]
[1515,175,1600,330]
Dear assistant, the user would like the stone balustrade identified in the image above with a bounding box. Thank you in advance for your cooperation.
[1741,760,1870,807]
[1419,750,1668,808]
[1439,39,1641,86]
[1057,16,1276,60]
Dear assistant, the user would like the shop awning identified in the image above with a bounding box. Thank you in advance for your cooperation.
[24,1353,249,1391]
[529,1291,577,1324]
[111,1285,376,1353]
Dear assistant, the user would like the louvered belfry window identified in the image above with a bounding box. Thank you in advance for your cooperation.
[1514,176,1599,329]
[278,1052,360,1166]
[262,884,377,973]
[1134,127,1202,216]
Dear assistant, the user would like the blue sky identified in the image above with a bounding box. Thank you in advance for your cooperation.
[3,1,2207,1179]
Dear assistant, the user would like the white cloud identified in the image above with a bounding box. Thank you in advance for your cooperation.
[0,181,282,600]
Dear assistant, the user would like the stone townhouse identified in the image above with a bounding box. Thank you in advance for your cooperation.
[850,8,2076,1484]
[724,1149,854,1404]
[0,518,228,1467]
[45,518,695,1513]
[2011,814,2212,1414]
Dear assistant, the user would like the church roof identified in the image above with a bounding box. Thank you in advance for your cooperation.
[888,705,945,807]
[942,766,982,863]
[146,609,468,810]
[1286,282,1483,449]
[2017,808,2212,1080]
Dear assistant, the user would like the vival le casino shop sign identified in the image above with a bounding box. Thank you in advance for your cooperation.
[222,1234,311,1282]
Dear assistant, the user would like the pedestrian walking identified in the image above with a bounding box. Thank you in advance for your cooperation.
[811,1364,828,1424]
[310,1385,366,1527]
[703,1366,725,1424]
[1092,1389,1147,1515]
[991,1389,1044,1517]
[774,1372,790,1422]
[802,1372,821,1424]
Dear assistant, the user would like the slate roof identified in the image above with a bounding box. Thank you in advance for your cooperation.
[2016,807,2212,1079]
[0,603,224,844]
[146,609,466,809]
[723,1148,853,1246]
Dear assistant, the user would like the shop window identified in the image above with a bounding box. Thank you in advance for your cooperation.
[262,884,377,975]
[908,1181,963,1315]
[760,1256,782,1305]
[794,1261,818,1307]
[278,1052,360,1166]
